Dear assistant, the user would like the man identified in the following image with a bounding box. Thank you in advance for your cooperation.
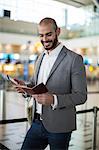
[16,17,87,150]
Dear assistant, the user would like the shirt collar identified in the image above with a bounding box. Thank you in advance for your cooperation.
[44,43,63,56]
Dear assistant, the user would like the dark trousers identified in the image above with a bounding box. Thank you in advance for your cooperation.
[21,120,72,150]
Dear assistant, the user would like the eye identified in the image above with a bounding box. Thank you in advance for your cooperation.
[46,33,52,36]
[39,34,43,38]
[47,33,51,36]
[39,32,53,38]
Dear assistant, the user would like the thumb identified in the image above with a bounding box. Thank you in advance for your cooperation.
[14,78,20,84]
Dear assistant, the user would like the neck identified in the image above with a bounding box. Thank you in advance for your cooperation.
[48,42,60,53]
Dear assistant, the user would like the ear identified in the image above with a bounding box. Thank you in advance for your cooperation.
[56,27,61,36]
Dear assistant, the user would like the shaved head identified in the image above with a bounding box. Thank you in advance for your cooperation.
[39,17,58,31]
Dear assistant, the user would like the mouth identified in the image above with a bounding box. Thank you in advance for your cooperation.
[44,42,50,46]
[43,41,52,47]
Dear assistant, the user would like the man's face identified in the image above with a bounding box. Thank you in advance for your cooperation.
[38,24,59,51]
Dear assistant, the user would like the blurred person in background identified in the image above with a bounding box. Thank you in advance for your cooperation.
[15,17,87,150]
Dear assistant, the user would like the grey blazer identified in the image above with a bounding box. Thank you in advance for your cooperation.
[30,46,87,133]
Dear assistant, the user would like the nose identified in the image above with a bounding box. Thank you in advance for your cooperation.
[42,35,48,41]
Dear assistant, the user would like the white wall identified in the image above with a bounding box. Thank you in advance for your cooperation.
[61,36,99,49]
[0,32,39,45]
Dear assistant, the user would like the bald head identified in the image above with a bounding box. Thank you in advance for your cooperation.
[39,17,58,31]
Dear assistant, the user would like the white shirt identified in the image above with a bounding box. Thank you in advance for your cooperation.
[36,43,63,114]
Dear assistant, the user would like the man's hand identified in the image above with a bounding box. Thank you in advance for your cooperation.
[14,78,25,85]
[14,79,25,94]
[15,86,25,94]
[32,93,54,106]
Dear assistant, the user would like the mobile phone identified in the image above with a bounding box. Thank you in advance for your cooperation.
[7,75,18,85]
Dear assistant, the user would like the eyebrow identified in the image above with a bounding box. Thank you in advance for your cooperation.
[39,32,52,36]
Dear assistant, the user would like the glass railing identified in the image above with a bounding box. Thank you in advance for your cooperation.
[64,17,99,39]
[0,15,99,39]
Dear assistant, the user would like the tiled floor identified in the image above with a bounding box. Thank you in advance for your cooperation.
[0,82,99,150]
[0,122,27,150]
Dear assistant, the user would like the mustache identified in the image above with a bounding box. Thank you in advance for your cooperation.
[41,40,52,43]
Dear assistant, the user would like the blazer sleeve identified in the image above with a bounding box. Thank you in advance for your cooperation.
[57,55,87,109]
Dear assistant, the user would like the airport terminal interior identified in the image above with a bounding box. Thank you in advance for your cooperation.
[0,0,99,149]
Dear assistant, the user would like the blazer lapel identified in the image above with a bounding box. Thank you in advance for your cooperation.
[46,47,67,83]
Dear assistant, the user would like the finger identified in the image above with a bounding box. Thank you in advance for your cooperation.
[14,78,25,85]
[14,78,20,84]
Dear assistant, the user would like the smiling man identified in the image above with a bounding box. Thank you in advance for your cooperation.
[39,19,60,51]
[18,17,87,150]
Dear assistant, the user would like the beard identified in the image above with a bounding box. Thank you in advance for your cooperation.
[41,36,58,51]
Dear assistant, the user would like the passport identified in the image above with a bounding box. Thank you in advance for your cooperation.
[6,74,48,95]
[15,83,48,95]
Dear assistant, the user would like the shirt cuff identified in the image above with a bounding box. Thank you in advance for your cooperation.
[51,95,58,110]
